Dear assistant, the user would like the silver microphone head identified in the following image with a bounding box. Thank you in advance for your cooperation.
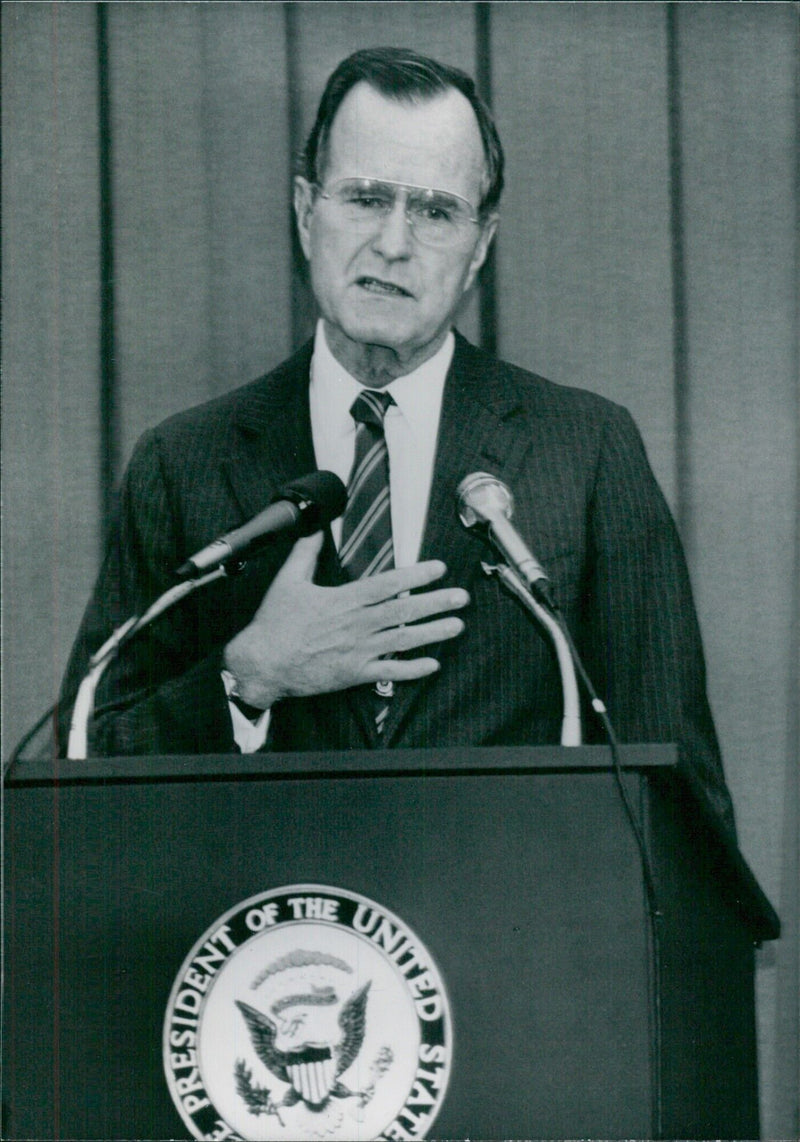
[457,472,515,528]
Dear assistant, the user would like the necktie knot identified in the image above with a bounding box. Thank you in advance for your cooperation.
[351,389,395,429]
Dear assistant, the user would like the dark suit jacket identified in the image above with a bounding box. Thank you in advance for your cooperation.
[58,334,735,831]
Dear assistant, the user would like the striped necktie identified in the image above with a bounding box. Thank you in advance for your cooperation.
[340,389,395,578]
[340,388,396,733]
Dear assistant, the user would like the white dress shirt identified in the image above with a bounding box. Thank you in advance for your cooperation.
[227,320,453,750]
[310,320,452,566]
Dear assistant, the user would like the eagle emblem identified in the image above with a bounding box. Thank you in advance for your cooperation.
[236,982,370,1108]
[234,948,386,1117]
[163,888,450,1140]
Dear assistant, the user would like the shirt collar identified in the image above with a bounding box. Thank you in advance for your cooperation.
[310,319,453,441]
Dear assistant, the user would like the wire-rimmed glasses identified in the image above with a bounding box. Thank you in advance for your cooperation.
[315,177,482,248]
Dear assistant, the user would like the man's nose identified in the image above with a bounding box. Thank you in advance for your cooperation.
[370,199,414,259]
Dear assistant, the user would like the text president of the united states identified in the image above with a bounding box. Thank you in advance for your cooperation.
[57,47,736,834]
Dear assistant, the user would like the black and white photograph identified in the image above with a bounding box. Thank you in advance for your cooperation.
[3,3,798,1139]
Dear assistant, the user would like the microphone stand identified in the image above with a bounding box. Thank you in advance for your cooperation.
[481,560,582,746]
[67,566,228,760]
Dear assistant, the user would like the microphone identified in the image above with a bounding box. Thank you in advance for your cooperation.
[457,472,555,606]
[176,470,347,578]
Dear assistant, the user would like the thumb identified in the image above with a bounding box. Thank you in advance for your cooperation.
[275,529,325,583]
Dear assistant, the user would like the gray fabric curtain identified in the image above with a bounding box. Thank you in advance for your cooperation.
[3,3,797,1133]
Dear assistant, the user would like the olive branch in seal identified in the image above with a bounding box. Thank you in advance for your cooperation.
[234,1058,285,1125]
[358,1045,395,1107]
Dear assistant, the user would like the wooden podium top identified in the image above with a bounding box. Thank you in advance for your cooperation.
[7,741,676,784]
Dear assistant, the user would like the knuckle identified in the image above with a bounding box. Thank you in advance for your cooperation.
[395,626,416,651]
[394,599,418,626]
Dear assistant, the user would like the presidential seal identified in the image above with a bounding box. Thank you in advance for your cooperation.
[163,885,452,1141]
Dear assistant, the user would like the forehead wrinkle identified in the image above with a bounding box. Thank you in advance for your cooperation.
[320,84,487,208]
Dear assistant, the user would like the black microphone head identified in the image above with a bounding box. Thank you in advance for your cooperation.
[457,471,514,529]
[275,470,348,534]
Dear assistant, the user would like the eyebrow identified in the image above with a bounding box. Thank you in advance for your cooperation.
[335,176,478,212]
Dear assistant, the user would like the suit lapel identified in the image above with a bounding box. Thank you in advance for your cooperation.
[222,341,344,581]
[222,342,316,520]
[418,336,533,582]
[381,334,535,744]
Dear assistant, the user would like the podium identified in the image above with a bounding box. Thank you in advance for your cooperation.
[4,745,778,1140]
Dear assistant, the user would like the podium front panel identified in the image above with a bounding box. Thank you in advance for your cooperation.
[6,760,654,1139]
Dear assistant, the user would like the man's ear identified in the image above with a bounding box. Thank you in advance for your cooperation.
[463,214,499,294]
[293,177,315,260]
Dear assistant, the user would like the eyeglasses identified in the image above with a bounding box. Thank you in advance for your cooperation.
[315,177,481,248]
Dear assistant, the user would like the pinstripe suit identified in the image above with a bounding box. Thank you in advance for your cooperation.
[58,333,735,831]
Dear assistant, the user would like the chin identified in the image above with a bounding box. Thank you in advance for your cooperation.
[341,314,414,354]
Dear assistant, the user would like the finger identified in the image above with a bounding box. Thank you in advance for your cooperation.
[373,615,466,655]
[274,530,325,583]
[362,657,442,683]
[374,587,470,629]
[344,560,448,604]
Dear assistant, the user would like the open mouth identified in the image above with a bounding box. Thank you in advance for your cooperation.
[357,276,413,297]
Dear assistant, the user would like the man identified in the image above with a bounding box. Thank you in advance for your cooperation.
[58,48,735,833]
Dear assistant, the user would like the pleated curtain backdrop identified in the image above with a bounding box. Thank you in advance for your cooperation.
[2,3,797,1135]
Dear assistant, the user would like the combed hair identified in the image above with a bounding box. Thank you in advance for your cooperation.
[301,46,504,218]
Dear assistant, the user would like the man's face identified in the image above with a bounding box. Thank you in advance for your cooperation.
[294,82,497,378]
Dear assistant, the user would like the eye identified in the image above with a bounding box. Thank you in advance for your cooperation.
[419,203,453,223]
[410,193,459,225]
[347,189,391,212]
